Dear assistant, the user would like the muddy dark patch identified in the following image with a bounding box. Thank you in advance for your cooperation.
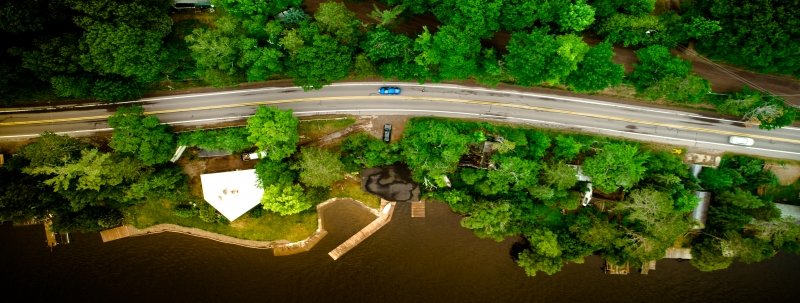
[361,164,420,202]
[279,89,300,94]
[731,121,747,127]
[690,116,722,124]
[625,125,637,129]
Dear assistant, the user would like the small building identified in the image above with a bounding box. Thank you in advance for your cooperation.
[691,191,711,229]
[173,0,214,9]
[198,149,231,158]
[200,169,263,222]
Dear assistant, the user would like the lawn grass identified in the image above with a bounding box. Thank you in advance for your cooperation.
[329,175,381,209]
[298,117,356,142]
[127,198,318,242]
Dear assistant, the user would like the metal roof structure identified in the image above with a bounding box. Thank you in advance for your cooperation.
[200,169,263,222]
[691,191,711,229]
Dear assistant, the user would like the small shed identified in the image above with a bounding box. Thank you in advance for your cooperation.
[173,0,214,9]
[691,191,711,229]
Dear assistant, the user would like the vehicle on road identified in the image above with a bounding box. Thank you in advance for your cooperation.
[379,87,401,95]
[242,150,268,160]
[383,124,392,142]
[728,136,755,146]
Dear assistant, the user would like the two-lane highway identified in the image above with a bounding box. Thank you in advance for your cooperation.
[1,82,798,160]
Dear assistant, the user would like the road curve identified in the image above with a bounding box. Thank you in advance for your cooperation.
[1,82,798,160]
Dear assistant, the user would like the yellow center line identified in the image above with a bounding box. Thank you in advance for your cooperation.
[2,96,798,144]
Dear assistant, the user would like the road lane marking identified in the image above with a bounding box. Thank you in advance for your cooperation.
[4,108,798,159]
[2,96,799,144]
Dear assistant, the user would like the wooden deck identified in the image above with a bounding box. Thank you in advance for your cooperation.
[44,220,57,248]
[411,201,425,218]
[329,202,396,260]
[640,260,657,275]
[100,225,136,242]
[605,261,630,275]
[665,247,693,259]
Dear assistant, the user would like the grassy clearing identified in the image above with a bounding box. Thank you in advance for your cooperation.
[128,198,318,242]
[329,175,381,209]
[298,117,356,142]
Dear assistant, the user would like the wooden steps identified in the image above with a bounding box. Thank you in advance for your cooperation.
[411,201,425,218]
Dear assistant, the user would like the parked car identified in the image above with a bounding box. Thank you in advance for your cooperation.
[242,150,268,160]
[383,124,392,142]
[379,87,401,95]
[728,136,755,146]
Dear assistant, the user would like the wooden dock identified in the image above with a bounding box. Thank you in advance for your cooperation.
[44,220,57,248]
[411,200,425,218]
[665,247,693,259]
[605,261,630,275]
[329,202,396,260]
[100,225,136,242]
[640,260,657,275]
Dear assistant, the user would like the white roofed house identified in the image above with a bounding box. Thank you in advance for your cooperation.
[199,169,264,222]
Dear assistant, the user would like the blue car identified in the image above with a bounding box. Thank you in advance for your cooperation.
[379,87,401,95]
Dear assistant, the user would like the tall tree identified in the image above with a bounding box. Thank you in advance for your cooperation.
[246,106,299,161]
[260,183,311,215]
[505,30,589,86]
[583,143,648,193]
[108,106,176,165]
[294,147,346,188]
[566,41,624,92]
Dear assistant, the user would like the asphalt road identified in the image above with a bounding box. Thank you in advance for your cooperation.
[1,82,799,160]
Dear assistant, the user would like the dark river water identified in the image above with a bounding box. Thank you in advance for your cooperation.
[2,201,799,303]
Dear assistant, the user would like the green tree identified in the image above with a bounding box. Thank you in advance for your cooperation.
[597,14,663,47]
[640,74,710,103]
[246,106,299,161]
[583,143,648,193]
[185,18,242,86]
[566,42,624,92]
[368,4,405,27]
[552,135,583,161]
[460,200,517,241]
[108,106,176,165]
[694,0,800,76]
[294,147,346,188]
[433,0,502,38]
[401,119,472,184]
[260,183,312,215]
[285,24,352,90]
[628,45,691,90]
[255,159,296,187]
[214,0,301,17]
[691,237,734,271]
[314,2,362,45]
[505,30,590,86]
[79,22,169,83]
[591,0,655,18]
[414,25,482,80]
[18,132,88,167]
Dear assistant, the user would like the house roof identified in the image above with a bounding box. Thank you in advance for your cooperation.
[200,169,263,222]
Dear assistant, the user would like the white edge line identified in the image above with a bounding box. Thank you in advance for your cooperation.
[3,81,797,132]
[2,109,797,159]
